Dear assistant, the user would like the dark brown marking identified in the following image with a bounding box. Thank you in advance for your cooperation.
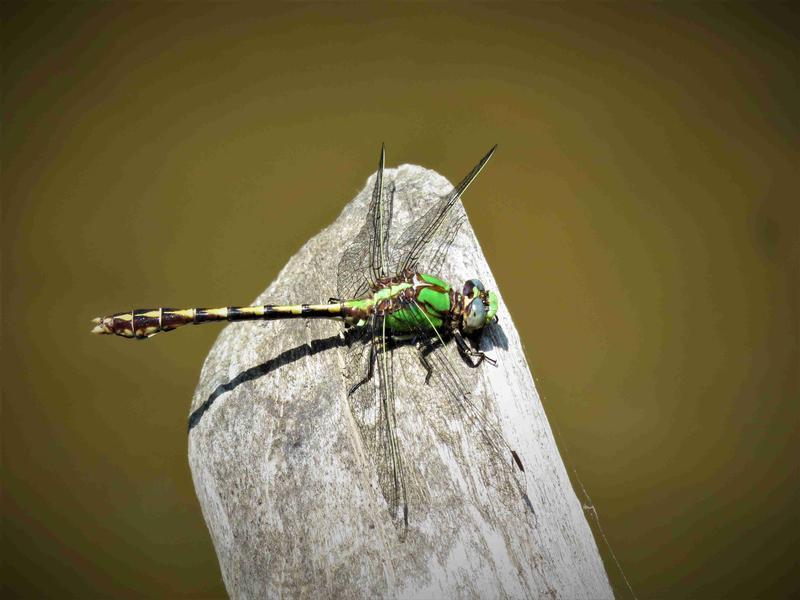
[160,308,189,330]
[132,309,160,337]
[194,308,228,324]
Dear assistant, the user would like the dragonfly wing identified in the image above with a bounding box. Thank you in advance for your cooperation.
[401,297,528,501]
[337,145,394,299]
[414,206,467,281]
[344,314,409,533]
[393,146,496,275]
[374,315,409,531]
[369,145,393,282]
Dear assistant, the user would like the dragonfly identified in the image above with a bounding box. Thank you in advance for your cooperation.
[92,145,528,533]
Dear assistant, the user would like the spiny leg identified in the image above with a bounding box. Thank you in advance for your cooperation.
[348,335,377,397]
[415,337,441,385]
[453,329,496,367]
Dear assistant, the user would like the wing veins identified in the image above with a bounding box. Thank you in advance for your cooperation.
[399,145,496,273]
[403,297,527,495]
[376,315,408,530]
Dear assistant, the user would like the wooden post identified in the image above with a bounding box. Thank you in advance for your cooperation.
[188,164,613,598]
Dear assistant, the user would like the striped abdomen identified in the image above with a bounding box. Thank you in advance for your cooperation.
[91,304,347,339]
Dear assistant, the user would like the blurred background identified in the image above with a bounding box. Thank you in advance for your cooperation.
[2,2,797,598]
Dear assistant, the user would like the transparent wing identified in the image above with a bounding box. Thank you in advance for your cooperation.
[393,145,496,275]
[337,145,394,299]
[343,314,409,534]
[374,316,409,531]
[402,297,527,501]
[414,205,467,280]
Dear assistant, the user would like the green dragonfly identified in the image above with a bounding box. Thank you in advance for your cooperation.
[92,145,527,532]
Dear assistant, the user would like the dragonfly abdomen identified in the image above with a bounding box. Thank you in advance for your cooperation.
[91,303,346,339]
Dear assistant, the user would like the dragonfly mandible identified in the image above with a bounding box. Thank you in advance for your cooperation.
[92,145,527,533]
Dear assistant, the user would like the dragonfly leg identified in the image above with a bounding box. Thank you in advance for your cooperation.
[454,330,496,367]
[348,337,377,396]
[415,341,436,385]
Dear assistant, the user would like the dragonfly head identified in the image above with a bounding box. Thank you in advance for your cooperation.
[461,279,498,333]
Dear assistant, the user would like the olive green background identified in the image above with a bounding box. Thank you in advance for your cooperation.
[2,2,797,598]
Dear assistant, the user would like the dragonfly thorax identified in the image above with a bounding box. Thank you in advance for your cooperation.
[342,271,497,338]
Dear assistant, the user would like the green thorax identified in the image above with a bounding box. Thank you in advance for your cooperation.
[344,273,452,333]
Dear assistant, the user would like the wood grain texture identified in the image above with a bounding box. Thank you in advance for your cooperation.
[188,164,613,599]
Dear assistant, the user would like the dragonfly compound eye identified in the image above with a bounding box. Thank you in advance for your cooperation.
[463,297,487,332]
[462,278,485,298]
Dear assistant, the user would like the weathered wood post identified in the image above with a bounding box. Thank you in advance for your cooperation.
[188,164,613,598]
